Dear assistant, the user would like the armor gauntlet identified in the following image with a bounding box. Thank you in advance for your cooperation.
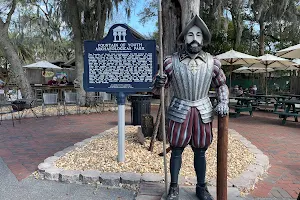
[212,58,229,116]
[215,84,229,116]
[154,74,168,88]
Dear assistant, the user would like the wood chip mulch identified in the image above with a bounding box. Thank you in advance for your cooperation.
[55,126,255,180]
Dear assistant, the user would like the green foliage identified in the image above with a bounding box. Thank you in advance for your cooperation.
[138,0,157,25]
[140,0,300,57]
[1,0,300,69]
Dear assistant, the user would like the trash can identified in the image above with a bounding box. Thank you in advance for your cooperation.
[130,94,152,125]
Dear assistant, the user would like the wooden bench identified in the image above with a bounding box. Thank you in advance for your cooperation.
[273,111,300,125]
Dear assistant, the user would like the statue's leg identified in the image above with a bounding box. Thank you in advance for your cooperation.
[166,146,184,200]
[166,110,193,200]
[193,147,213,200]
[192,147,207,186]
[170,146,185,187]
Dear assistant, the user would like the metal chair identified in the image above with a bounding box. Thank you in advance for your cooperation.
[63,92,80,115]
[34,88,43,104]
[83,95,104,114]
[0,93,15,126]
[42,93,60,117]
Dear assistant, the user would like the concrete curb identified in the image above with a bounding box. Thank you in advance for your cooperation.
[37,126,269,195]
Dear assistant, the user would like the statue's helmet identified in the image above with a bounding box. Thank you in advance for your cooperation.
[177,15,211,46]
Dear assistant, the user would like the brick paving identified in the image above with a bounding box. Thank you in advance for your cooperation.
[0,106,299,199]
[224,111,300,199]
[0,108,158,181]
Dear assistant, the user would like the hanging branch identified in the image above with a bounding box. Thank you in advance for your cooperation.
[4,0,17,30]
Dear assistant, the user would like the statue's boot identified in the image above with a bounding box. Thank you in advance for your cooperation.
[166,185,179,200]
[196,184,214,200]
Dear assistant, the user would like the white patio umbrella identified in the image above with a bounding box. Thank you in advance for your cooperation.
[233,66,274,85]
[23,61,62,70]
[276,44,300,58]
[233,66,275,73]
[247,54,295,94]
[273,65,299,71]
[216,49,260,88]
[291,59,300,67]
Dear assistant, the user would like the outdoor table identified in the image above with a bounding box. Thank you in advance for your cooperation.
[229,96,255,117]
[250,94,288,102]
[273,99,300,125]
[280,94,300,100]
[249,94,289,111]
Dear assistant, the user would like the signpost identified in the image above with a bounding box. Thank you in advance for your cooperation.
[83,24,157,162]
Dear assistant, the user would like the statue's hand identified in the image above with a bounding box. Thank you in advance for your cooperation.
[154,74,167,88]
[215,102,229,116]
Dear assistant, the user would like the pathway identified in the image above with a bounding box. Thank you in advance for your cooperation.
[0,106,299,199]
[0,158,134,200]
[226,111,300,199]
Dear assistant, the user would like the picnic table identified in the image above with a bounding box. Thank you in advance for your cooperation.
[280,94,300,100]
[273,99,300,125]
[249,94,290,111]
[229,96,256,117]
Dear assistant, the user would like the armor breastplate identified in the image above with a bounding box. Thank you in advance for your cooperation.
[170,53,214,101]
[166,53,215,124]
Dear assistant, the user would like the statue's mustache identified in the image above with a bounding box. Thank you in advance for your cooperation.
[188,40,201,46]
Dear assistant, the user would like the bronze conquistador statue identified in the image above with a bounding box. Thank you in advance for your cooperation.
[153,15,229,200]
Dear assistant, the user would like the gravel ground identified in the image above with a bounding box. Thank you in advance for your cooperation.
[56,126,255,180]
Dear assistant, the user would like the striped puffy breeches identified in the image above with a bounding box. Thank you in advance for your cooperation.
[168,107,213,148]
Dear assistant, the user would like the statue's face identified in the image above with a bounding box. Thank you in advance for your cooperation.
[184,25,203,54]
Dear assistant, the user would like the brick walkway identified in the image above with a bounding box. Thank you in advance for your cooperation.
[0,106,299,198]
[225,111,300,199]
[0,109,153,181]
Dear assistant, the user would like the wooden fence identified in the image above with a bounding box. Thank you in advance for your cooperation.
[291,76,300,94]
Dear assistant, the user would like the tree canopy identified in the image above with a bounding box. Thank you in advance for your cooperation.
[0,0,299,97]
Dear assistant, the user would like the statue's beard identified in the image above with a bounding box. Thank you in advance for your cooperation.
[186,41,202,54]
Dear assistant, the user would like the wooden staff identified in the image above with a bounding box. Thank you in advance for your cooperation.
[158,0,168,195]
[217,115,229,200]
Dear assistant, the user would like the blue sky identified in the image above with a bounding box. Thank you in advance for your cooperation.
[107,0,157,37]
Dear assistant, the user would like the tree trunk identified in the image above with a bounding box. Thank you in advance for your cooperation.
[0,23,33,99]
[232,14,243,49]
[154,0,201,142]
[67,0,86,105]
[258,19,265,92]
[152,0,181,143]
[230,0,244,50]
[259,20,265,56]
[162,0,181,56]
[178,0,200,27]
[95,1,107,40]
